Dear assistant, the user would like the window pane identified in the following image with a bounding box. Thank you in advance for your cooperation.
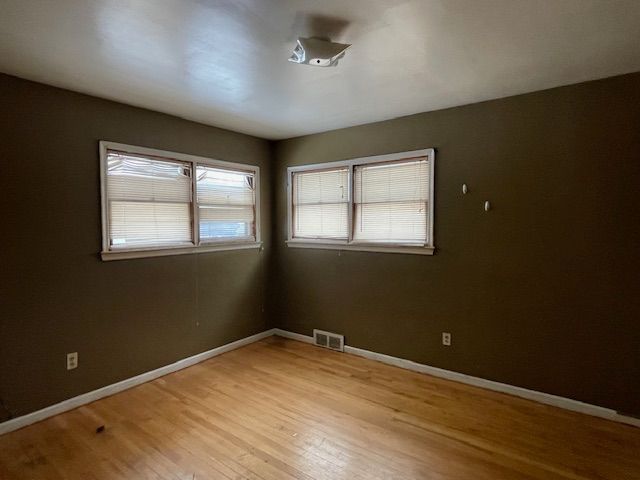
[292,168,349,239]
[199,205,254,240]
[110,202,192,248]
[196,165,256,242]
[107,152,191,202]
[197,167,255,206]
[354,202,427,242]
[353,158,429,244]
[106,151,192,249]
[295,203,349,239]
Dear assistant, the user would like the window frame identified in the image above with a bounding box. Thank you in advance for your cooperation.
[100,141,261,261]
[286,148,435,256]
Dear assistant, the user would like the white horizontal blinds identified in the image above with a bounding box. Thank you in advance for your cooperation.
[196,165,256,242]
[106,151,193,249]
[353,157,429,244]
[292,168,349,239]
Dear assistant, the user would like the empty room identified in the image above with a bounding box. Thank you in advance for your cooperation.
[1,1,639,478]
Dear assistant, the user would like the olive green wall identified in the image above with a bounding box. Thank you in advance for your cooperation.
[0,74,272,421]
[2,72,639,424]
[272,73,640,415]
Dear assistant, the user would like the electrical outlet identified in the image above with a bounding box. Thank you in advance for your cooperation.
[442,332,451,346]
[67,352,78,370]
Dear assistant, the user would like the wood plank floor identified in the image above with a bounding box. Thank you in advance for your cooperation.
[1,337,639,480]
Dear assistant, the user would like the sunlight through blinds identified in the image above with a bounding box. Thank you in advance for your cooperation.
[106,151,193,248]
[353,158,429,244]
[292,168,349,239]
[196,165,256,242]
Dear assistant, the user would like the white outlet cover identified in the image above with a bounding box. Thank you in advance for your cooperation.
[67,352,78,370]
[442,332,452,346]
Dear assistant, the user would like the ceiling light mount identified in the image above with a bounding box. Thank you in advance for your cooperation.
[288,37,351,67]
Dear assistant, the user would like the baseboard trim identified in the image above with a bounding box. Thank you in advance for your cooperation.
[3,327,637,436]
[0,328,276,436]
[273,329,640,429]
[273,328,315,344]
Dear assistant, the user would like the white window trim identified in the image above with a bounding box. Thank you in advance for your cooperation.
[99,141,261,261]
[286,148,435,256]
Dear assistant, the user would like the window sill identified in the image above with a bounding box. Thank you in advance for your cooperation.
[101,241,262,261]
[286,240,434,256]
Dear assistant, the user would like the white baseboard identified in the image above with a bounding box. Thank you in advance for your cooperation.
[0,328,276,436]
[273,329,640,429]
[2,327,637,436]
[273,328,315,344]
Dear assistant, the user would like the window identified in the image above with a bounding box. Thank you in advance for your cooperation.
[292,167,349,239]
[196,165,256,242]
[353,158,429,244]
[100,141,260,260]
[287,149,434,255]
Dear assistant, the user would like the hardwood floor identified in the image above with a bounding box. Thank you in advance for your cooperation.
[1,337,639,479]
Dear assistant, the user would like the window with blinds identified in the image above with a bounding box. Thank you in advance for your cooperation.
[106,152,193,249]
[287,149,434,255]
[196,166,256,242]
[100,142,260,260]
[292,168,349,239]
[354,158,429,244]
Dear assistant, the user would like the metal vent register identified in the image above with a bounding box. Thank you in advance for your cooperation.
[313,329,344,352]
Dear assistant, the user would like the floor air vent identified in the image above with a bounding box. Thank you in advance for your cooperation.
[313,329,344,352]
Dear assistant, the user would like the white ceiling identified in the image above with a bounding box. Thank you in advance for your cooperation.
[2,0,640,140]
